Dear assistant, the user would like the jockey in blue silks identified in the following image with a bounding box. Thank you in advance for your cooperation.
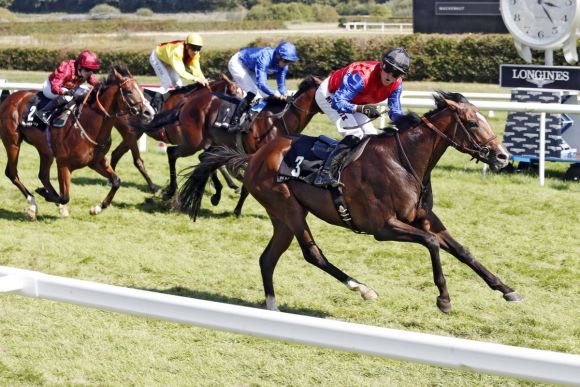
[227,41,300,131]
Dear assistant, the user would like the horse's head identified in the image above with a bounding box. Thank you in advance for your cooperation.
[103,65,155,124]
[208,74,243,98]
[427,91,509,171]
[290,75,323,115]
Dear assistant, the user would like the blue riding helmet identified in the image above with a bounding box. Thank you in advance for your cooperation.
[275,41,300,62]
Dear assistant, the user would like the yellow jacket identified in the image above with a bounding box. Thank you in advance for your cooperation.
[155,40,204,82]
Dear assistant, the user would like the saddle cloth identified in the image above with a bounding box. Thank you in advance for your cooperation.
[20,92,52,129]
[212,95,269,132]
[277,135,339,184]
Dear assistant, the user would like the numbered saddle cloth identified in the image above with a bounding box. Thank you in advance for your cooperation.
[277,134,339,183]
[20,92,52,129]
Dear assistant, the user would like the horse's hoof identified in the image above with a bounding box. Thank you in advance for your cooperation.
[360,285,379,301]
[265,296,279,311]
[25,206,37,221]
[210,194,221,206]
[234,187,242,194]
[437,297,452,313]
[58,204,69,217]
[149,185,160,194]
[90,205,102,215]
[503,291,522,303]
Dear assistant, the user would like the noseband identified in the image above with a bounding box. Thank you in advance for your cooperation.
[95,78,147,118]
[420,108,496,162]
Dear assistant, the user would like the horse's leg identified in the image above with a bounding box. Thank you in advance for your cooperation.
[163,145,179,200]
[88,157,121,215]
[36,151,60,202]
[218,165,240,192]
[428,211,522,303]
[233,186,250,218]
[259,216,295,311]
[374,218,451,313]
[56,165,72,217]
[3,141,38,220]
[209,171,223,206]
[111,134,158,193]
[261,193,377,309]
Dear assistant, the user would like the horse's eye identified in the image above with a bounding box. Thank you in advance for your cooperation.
[466,120,478,129]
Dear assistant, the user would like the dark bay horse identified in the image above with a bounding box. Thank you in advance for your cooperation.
[193,75,322,216]
[0,65,154,219]
[111,76,242,194]
[180,91,522,313]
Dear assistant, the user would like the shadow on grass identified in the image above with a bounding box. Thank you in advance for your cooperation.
[71,176,154,193]
[141,286,330,318]
[0,207,59,222]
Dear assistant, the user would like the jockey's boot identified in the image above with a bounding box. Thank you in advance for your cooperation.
[313,136,358,187]
[228,92,256,133]
[36,95,68,125]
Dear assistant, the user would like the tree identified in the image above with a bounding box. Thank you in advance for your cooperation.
[0,0,13,8]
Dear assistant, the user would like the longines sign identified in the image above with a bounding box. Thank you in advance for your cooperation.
[500,64,580,90]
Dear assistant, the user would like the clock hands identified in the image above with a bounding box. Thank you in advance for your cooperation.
[537,0,560,25]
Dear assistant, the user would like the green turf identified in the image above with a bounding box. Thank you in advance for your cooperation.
[0,72,578,385]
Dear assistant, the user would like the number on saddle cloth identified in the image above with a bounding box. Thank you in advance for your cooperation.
[21,92,52,129]
[277,135,339,183]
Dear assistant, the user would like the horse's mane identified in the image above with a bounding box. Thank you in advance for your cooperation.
[84,65,132,105]
[426,90,469,117]
[294,75,322,98]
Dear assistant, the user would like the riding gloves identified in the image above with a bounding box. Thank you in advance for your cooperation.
[355,104,387,119]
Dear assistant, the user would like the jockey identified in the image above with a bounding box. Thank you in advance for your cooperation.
[149,32,209,93]
[227,41,300,132]
[313,47,411,187]
[36,50,100,125]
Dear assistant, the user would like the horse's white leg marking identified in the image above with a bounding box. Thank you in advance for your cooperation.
[346,279,379,301]
[26,195,37,220]
[265,295,279,311]
[58,204,69,217]
[90,204,102,215]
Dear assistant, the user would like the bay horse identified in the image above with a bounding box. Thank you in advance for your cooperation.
[111,76,242,195]
[0,65,155,219]
[179,91,522,313]
[189,75,322,216]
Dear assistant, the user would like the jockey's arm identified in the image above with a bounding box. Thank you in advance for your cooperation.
[331,72,364,114]
[254,52,276,97]
[387,83,404,122]
[186,55,207,84]
[169,51,195,81]
[276,65,289,95]
[49,62,71,95]
[88,73,98,87]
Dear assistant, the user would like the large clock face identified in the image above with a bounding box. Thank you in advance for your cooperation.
[501,0,579,49]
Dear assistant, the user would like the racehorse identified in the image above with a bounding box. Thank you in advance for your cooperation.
[111,76,242,195]
[190,75,322,216]
[0,65,154,219]
[179,91,522,313]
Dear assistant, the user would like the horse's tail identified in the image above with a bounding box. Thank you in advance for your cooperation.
[179,146,250,221]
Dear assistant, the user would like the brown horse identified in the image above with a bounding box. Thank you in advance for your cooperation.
[179,91,522,313]
[0,65,154,219]
[111,76,242,195]
[195,75,322,215]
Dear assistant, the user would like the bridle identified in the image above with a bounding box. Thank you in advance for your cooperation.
[94,77,148,118]
[420,107,496,162]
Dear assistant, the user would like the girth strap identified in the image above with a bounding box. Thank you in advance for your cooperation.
[330,186,368,234]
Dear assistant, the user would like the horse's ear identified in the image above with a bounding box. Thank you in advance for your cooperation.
[444,99,460,111]
[113,66,122,79]
[221,73,232,83]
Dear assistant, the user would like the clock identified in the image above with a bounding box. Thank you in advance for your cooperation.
[500,0,580,64]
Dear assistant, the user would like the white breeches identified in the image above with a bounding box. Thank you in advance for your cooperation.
[314,77,377,139]
[228,52,267,99]
[149,50,182,93]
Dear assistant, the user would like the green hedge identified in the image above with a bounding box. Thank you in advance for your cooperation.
[1,35,576,83]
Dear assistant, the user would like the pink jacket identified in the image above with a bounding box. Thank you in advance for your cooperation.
[48,59,98,95]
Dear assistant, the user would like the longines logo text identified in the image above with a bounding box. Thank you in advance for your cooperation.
[511,69,570,82]
[501,64,579,90]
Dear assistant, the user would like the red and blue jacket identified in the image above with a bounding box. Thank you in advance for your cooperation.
[328,61,403,122]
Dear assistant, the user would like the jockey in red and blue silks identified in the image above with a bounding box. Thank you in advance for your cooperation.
[227,41,300,132]
[313,48,411,187]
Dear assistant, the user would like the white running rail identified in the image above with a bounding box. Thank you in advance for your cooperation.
[1,266,579,384]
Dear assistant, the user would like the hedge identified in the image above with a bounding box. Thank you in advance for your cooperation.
[1,35,576,83]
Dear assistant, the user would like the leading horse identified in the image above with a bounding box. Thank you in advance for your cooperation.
[0,65,154,219]
[180,91,522,313]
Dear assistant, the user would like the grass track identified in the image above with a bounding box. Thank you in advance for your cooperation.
[0,73,578,385]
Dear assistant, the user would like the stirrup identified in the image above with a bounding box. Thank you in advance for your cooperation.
[313,174,339,187]
[36,112,51,125]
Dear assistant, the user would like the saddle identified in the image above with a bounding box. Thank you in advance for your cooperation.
[21,92,77,130]
[212,95,269,133]
[277,134,370,185]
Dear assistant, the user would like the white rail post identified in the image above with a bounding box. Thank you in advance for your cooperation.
[138,134,147,152]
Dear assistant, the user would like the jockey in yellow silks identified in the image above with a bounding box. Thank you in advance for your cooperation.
[149,33,209,93]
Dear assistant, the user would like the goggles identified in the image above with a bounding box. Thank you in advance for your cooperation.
[382,62,405,78]
[187,44,202,52]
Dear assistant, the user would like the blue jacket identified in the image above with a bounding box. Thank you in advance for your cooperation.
[238,47,289,97]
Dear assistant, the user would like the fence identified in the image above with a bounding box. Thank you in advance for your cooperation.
[1,80,578,185]
[1,266,579,384]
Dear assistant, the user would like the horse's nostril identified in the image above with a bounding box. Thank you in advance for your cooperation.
[497,153,508,161]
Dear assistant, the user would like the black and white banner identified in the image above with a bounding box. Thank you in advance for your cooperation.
[500,64,580,90]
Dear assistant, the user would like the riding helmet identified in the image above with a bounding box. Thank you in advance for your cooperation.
[186,33,204,47]
[275,41,300,62]
[76,50,100,71]
[382,48,410,75]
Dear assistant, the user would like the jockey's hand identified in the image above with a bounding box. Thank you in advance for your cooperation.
[273,91,287,102]
[62,89,74,97]
[198,78,210,88]
[355,104,387,119]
